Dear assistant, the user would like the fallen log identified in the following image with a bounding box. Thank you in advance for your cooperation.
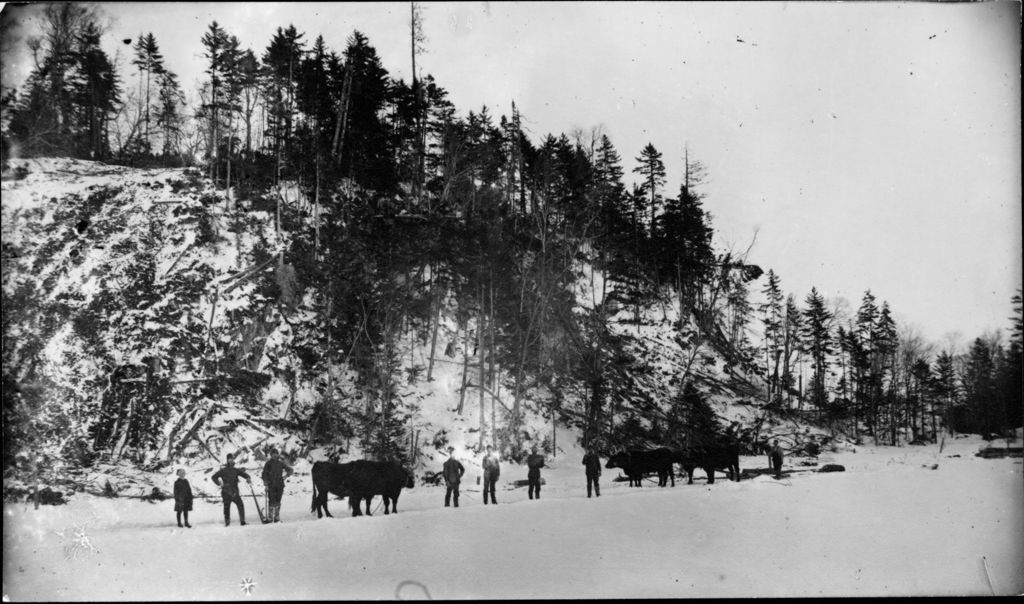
[975,446,1023,459]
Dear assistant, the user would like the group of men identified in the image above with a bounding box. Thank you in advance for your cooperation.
[209,448,294,526]
[444,445,515,507]
[441,444,605,506]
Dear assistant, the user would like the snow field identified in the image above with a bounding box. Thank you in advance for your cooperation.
[3,436,1021,599]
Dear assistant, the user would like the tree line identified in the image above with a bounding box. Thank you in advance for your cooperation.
[757,271,1022,445]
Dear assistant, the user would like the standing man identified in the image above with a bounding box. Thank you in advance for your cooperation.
[443,446,465,508]
[212,453,251,526]
[769,439,784,479]
[526,445,546,500]
[261,447,294,523]
[582,448,601,498]
[481,444,500,505]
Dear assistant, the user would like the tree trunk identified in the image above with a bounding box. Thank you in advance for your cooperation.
[457,318,470,415]
[478,288,487,448]
[426,271,441,381]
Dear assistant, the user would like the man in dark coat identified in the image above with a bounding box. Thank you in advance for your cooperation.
[526,445,545,500]
[582,448,601,498]
[212,453,251,526]
[769,439,784,479]
[481,445,500,505]
[173,468,193,528]
[261,448,294,523]
[442,447,465,508]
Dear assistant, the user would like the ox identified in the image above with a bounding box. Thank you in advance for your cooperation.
[671,444,740,484]
[311,460,414,518]
[605,448,676,487]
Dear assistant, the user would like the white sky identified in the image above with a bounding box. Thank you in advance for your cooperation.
[2,1,1020,346]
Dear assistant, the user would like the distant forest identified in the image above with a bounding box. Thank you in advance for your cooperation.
[2,4,1020,468]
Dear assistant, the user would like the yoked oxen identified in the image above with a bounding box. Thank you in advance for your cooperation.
[605,448,676,487]
[671,443,741,484]
[311,460,414,518]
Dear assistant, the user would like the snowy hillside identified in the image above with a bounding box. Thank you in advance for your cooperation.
[3,158,791,499]
[2,434,1021,599]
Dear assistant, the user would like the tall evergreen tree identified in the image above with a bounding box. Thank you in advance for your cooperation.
[154,69,184,157]
[633,143,666,233]
[236,49,261,155]
[959,338,997,435]
[852,290,878,433]
[71,20,120,159]
[131,32,165,152]
[781,294,803,405]
[340,30,392,191]
[873,301,899,443]
[654,179,714,321]
[263,24,306,180]
[932,350,959,435]
[801,287,833,409]
[200,21,230,181]
[996,293,1023,430]
[760,269,785,403]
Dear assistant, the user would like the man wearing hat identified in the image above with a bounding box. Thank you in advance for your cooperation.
[526,445,546,500]
[442,447,465,508]
[212,453,252,526]
[261,447,294,523]
[769,439,785,479]
[481,444,500,505]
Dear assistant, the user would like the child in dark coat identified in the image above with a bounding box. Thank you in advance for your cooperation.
[174,468,193,528]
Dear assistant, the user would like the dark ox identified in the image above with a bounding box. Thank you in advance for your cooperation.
[671,444,741,484]
[605,448,676,487]
[311,460,414,518]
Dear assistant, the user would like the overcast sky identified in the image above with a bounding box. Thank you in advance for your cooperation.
[2,1,1020,347]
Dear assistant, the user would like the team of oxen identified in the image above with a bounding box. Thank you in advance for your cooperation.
[309,442,742,518]
[605,443,741,488]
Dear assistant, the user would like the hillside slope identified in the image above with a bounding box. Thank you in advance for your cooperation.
[2,159,822,496]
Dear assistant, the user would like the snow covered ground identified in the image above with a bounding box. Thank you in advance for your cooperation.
[3,434,1021,600]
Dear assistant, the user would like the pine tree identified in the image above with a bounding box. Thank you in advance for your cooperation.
[678,382,720,449]
[852,290,878,434]
[909,358,933,441]
[633,143,666,233]
[654,178,714,322]
[409,1,428,204]
[760,269,785,403]
[422,74,456,210]
[781,294,803,406]
[873,301,899,443]
[236,49,261,155]
[932,350,958,436]
[801,287,832,409]
[131,32,165,152]
[263,24,305,181]
[154,70,184,158]
[71,20,120,159]
[959,338,996,435]
[1002,291,1024,429]
[1012,291,1023,346]
[340,30,392,191]
[201,21,230,181]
